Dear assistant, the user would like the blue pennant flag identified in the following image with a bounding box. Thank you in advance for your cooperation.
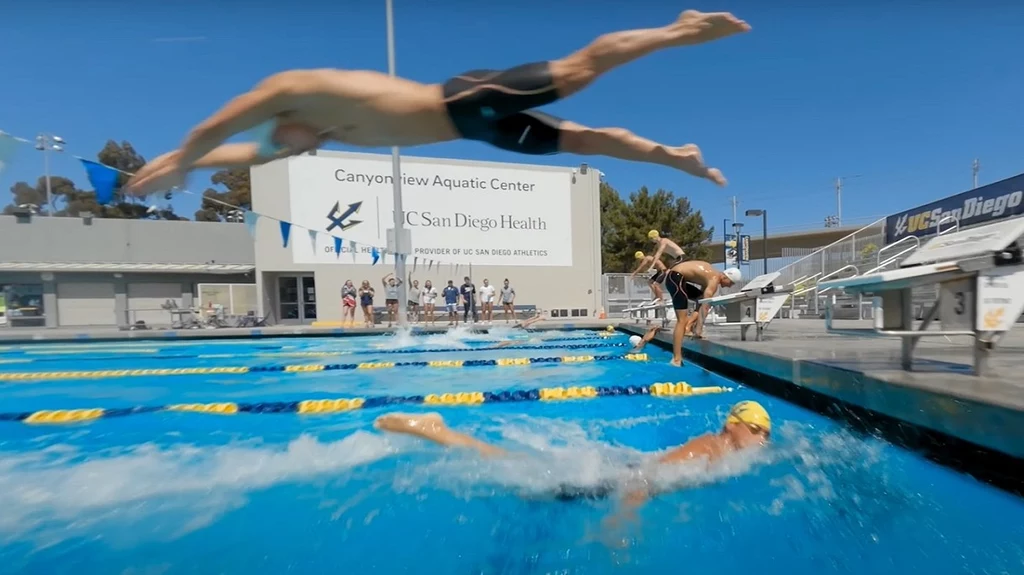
[371,247,380,265]
[243,211,259,238]
[333,237,343,259]
[279,221,292,248]
[79,159,120,205]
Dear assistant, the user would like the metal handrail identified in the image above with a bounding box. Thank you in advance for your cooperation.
[937,214,960,236]
[862,244,919,277]
[794,264,859,296]
[770,217,886,282]
[875,235,920,267]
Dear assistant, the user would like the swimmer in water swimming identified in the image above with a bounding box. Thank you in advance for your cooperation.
[492,311,547,348]
[628,326,661,353]
[374,401,771,503]
[124,11,750,196]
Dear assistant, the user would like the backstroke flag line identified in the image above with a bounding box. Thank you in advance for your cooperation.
[79,159,120,205]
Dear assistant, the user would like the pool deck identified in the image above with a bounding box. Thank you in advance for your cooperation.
[0,319,616,344]
[621,319,1024,462]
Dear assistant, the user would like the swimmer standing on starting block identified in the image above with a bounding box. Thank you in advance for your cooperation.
[124,10,750,196]
[374,401,770,505]
[647,230,688,268]
[664,261,742,366]
[630,251,668,303]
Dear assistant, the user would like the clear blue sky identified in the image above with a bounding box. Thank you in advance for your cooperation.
[2,0,1022,236]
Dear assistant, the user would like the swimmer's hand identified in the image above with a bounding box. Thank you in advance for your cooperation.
[124,150,187,197]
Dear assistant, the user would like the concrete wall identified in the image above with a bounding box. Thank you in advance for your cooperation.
[0,214,254,265]
[0,216,256,328]
[251,150,603,324]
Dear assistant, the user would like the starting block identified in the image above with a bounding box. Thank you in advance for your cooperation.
[817,217,1024,375]
[702,272,792,341]
[623,299,672,327]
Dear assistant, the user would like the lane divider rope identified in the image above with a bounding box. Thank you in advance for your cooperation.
[0,341,628,364]
[3,382,732,425]
[0,353,648,382]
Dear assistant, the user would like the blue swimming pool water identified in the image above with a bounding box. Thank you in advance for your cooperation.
[1,328,1022,574]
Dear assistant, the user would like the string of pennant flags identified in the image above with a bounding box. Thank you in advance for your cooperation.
[0,129,476,277]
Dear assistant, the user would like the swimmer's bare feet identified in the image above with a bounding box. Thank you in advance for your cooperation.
[672,10,751,46]
[669,358,683,367]
[672,144,727,186]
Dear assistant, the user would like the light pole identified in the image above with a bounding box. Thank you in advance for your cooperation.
[832,174,862,227]
[745,209,768,275]
[723,218,730,264]
[385,0,408,326]
[35,133,65,216]
[731,221,744,266]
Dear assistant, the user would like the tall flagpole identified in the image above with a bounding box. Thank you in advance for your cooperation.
[386,0,408,326]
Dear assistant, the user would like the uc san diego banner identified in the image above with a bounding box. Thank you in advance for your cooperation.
[885,173,1024,244]
[286,155,574,267]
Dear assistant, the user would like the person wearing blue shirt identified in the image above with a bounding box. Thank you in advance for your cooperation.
[442,280,461,326]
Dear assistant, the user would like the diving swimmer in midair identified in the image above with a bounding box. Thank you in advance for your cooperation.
[124,11,750,196]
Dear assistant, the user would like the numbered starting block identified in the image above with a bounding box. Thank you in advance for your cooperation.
[702,272,793,341]
[817,217,1024,375]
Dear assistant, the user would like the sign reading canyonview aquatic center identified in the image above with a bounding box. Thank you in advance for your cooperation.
[287,155,573,266]
[885,173,1024,244]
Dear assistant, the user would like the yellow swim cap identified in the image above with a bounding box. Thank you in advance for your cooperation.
[726,401,771,432]
[606,325,615,332]
[647,230,660,240]
[634,251,645,260]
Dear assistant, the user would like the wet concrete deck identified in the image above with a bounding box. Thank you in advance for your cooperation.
[622,318,1024,461]
[0,319,617,344]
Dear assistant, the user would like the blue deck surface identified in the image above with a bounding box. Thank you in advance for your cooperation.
[1,328,1021,574]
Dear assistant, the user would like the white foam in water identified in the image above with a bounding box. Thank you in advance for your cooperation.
[0,432,396,547]
[0,413,883,551]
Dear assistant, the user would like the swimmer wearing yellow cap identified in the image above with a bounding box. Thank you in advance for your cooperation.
[647,230,688,269]
[629,250,668,302]
[373,400,770,501]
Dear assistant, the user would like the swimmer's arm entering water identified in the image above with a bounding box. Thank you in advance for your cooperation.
[374,413,508,458]
[609,434,722,522]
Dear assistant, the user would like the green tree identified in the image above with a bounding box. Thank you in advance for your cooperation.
[599,181,628,270]
[1,140,186,220]
[195,167,251,222]
[599,184,713,273]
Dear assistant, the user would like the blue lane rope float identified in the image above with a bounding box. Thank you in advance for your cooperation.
[2,381,733,425]
[0,341,630,364]
[0,353,648,382]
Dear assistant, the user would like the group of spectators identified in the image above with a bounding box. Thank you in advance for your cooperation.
[341,275,519,328]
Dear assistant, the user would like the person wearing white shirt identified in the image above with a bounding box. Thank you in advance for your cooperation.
[478,278,497,324]
[421,280,439,325]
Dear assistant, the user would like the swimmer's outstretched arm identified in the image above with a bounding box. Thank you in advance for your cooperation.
[125,144,299,196]
[374,413,508,458]
[175,75,298,173]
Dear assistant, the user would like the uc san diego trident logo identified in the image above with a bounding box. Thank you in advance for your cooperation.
[326,200,363,232]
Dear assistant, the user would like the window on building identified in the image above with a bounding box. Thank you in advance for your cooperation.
[1,283,45,325]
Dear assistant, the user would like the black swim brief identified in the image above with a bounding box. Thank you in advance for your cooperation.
[665,272,705,311]
[649,268,667,284]
[442,62,563,155]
